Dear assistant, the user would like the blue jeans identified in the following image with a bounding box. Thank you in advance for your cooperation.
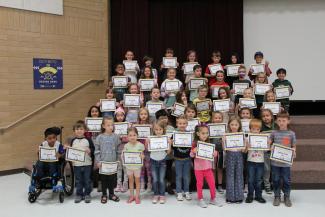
[74,165,92,196]
[35,161,59,179]
[247,162,264,198]
[151,159,167,196]
[272,166,291,197]
[175,158,191,193]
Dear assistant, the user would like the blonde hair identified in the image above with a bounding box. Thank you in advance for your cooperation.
[227,116,242,132]
[153,121,167,135]
[138,107,150,123]
[249,119,262,130]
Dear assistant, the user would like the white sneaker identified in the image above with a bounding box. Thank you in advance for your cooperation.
[185,192,192,201]
[176,193,184,201]
[152,196,159,204]
[198,199,208,208]
[210,198,223,207]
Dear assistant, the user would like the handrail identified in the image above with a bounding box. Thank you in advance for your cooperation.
[0,79,104,133]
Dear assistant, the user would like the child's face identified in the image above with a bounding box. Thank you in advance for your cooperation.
[229,120,240,132]
[255,55,263,64]
[250,126,260,134]
[277,72,286,81]
[194,68,202,77]
[212,113,223,123]
[91,107,100,118]
[231,55,238,64]
[139,110,148,122]
[167,69,176,79]
[185,108,196,119]
[103,120,114,133]
[125,51,134,60]
[129,85,138,94]
[74,127,85,138]
[219,89,227,99]
[257,74,266,83]
[128,131,138,143]
[197,127,209,141]
[188,52,196,62]
[216,72,224,82]
[158,116,168,125]
[240,109,251,119]
[145,60,152,66]
[115,112,125,122]
[198,88,208,98]
[45,134,57,147]
[151,89,160,100]
[243,89,253,98]
[177,119,188,131]
[154,126,164,136]
[238,68,246,78]
[181,92,187,103]
[211,55,221,63]
[266,92,275,102]
[165,52,174,57]
[144,68,151,78]
[261,111,272,124]
[116,65,125,75]
[276,117,290,130]
[106,91,114,99]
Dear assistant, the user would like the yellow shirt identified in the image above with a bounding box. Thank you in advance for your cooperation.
[192,98,211,123]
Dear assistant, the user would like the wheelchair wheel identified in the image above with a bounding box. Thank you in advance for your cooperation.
[28,193,37,203]
[59,192,64,203]
[62,161,74,196]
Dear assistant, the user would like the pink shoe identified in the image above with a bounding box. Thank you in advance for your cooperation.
[115,183,122,192]
[127,196,135,203]
[135,196,141,204]
[159,196,166,204]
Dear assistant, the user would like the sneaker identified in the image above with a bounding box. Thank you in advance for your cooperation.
[209,198,223,207]
[159,196,166,204]
[135,196,141,204]
[198,199,208,208]
[273,197,281,206]
[84,195,91,203]
[265,187,272,195]
[284,196,292,207]
[176,193,184,201]
[217,186,224,194]
[245,196,253,203]
[185,192,192,201]
[255,197,266,204]
[74,195,83,203]
[121,181,128,193]
[152,196,159,204]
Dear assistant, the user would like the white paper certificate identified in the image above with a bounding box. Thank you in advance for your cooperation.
[239,98,257,109]
[224,133,245,150]
[112,76,128,88]
[123,60,138,71]
[186,118,200,132]
[123,152,143,166]
[213,99,230,112]
[39,147,58,162]
[172,103,186,117]
[139,79,155,91]
[100,99,116,112]
[250,64,265,75]
[65,147,86,163]
[114,122,129,135]
[241,119,251,134]
[254,84,271,95]
[173,132,193,147]
[163,57,177,68]
[208,123,227,138]
[165,80,180,93]
[133,124,151,139]
[275,86,291,99]
[124,94,141,107]
[183,62,198,74]
[233,83,249,95]
[189,78,206,90]
[85,117,103,132]
[99,161,118,175]
[148,136,169,152]
[270,144,294,165]
[263,102,281,115]
[196,141,215,161]
[248,133,269,150]
[208,64,223,76]
[226,64,240,77]
[146,102,163,115]
[195,99,210,112]
[211,85,221,98]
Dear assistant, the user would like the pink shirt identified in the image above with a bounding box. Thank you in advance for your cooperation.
[190,141,213,171]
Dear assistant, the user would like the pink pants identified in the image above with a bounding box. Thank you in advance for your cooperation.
[194,169,216,200]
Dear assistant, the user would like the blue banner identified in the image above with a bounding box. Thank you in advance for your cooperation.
[33,58,63,89]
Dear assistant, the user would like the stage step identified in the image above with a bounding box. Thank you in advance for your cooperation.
[291,116,325,139]
[292,161,325,188]
[295,139,325,161]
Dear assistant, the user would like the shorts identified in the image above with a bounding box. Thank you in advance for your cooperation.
[126,169,141,177]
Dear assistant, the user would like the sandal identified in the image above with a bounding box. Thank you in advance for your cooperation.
[127,196,135,203]
[109,194,120,202]
[101,195,108,204]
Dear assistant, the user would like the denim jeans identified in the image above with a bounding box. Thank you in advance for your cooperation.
[175,158,191,193]
[35,161,59,179]
[151,159,167,196]
[272,166,291,197]
[247,162,264,198]
[74,165,92,196]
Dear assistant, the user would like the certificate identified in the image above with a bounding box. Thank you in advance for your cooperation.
[270,144,294,165]
[189,78,206,90]
[114,122,129,135]
[208,64,223,76]
[208,123,227,138]
[112,76,128,88]
[239,98,257,109]
[224,132,246,150]
[100,99,116,112]
[183,62,198,74]
[226,64,240,77]
[133,124,151,139]
[85,117,103,132]
[165,80,180,93]
[124,94,141,107]
[123,60,138,71]
[163,57,177,68]
[172,103,186,117]
[211,85,221,98]
[139,79,155,91]
[186,118,200,132]
[233,83,249,95]
[248,133,269,150]
[173,132,193,147]
[99,161,118,175]
[250,64,265,75]
[195,99,210,112]
[254,84,271,95]
[213,99,230,112]
[263,102,281,115]
[148,136,169,152]
[275,86,291,99]
[146,102,163,115]
[241,119,251,134]
[122,152,143,166]
[65,147,86,163]
[39,147,58,162]
[196,141,215,161]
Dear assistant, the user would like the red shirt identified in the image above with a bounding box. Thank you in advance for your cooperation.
[205,63,224,86]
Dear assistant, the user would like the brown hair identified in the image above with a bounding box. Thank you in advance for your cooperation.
[227,116,242,132]
[73,120,87,131]
[101,117,114,133]
[153,121,167,135]
[127,127,138,135]
[276,111,290,120]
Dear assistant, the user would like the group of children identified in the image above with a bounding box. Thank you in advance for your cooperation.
[34,49,296,208]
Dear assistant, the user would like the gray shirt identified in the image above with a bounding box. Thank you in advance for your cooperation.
[270,130,296,167]
[95,133,121,163]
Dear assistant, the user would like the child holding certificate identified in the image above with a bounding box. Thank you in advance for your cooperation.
[193,85,212,123]
[210,71,230,89]
[248,51,272,81]
[223,117,244,203]
[124,50,140,83]
[272,68,294,112]
[146,87,165,123]
[124,83,143,123]
[85,105,102,142]
[183,50,198,83]
[160,68,183,108]
[218,87,235,124]
[185,103,198,132]
[142,55,158,80]
[190,125,222,208]
[138,66,158,103]
[232,65,251,104]
[100,87,117,118]
[205,51,223,86]
[253,72,269,113]
[158,48,181,85]
[112,63,130,103]
[224,52,240,87]
[269,112,296,207]
[186,64,208,102]
[95,117,121,204]
[123,127,145,204]
[71,121,95,203]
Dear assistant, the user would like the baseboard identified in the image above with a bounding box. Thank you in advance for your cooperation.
[291,183,325,190]
[0,168,29,176]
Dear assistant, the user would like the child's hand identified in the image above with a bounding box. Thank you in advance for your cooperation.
[265,60,270,66]
[192,148,197,154]
[63,144,70,150]
[160,63,164,69]
[141,152,145,159]
[95,101,101,107]
[85,148,91,155]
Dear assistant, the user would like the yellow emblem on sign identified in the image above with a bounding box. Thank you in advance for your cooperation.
[39,66,57,74]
